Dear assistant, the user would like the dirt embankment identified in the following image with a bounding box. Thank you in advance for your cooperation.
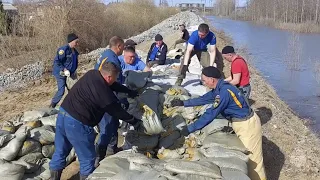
[0,12,319,180]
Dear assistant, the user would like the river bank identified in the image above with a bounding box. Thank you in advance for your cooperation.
[0,12,319,180]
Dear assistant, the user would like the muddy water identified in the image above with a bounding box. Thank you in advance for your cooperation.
[207,16,320,134]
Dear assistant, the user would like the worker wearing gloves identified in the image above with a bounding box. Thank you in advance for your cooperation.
[94,36,137,161]
[222,46,251,99]
[175,23,217,86]
[171,66,266,180]
[49,62,145,180]
[172,24,190,49]
[50,33,79,108]
[146,34,168,68]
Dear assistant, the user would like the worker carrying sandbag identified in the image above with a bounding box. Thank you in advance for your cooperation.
[49,62,145,180]
[175,23,217,86]
[171,66,266,180]
[50,33,79,108]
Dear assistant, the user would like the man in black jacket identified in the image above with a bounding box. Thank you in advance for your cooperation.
[49,62,144,180]
[146,34,168,68]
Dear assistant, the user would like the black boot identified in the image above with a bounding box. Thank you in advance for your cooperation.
[50,170,62,180]
[79,175,88,180]
[49,102,57,108]
[95,144,106,167]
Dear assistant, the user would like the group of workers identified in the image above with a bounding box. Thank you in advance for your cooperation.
[48,23,265,180]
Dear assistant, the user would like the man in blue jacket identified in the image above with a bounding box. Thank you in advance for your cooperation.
[146,34,168,68]
[171,66,266,180]
[175,23,217,86]
[94,36,138,163]
[50,33,79,108]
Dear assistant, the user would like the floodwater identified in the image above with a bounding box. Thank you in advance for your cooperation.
[207,16,320,135]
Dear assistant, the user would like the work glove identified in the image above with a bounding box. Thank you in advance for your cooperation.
[180,126,190,136]
[64,70,70,77]
[181,65,189,73]
[128,90,139,98]
[171,99,184,107]
[213,63,217,68]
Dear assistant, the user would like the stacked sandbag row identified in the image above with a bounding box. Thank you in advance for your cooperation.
[0,108,76,180]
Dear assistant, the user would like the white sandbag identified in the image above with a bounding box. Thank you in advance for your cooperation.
[157,147,184,160]
[165,160,222,179]
[66,148,76,165]
[125,130,159,151]
[0,159,25,180]
[88,157,130,179]
[183,148,203,161]
[29,126,55,145]
[0,129,11,136]
[22,108,58,122]
[42,145,55,158]
[176,174,216,180]
[199,146,249,162]
[201,118,230,136]
[124,70,152,89]
[18,153,44,165]
[1,121,16,133]
[40,115,57,127]
[22,158,51,180]
[0,128,27,161]
[206,157,248,174]
[202,132,248,153]
[164,86,190,96]
[12,158,45,174]
[221,168,251,180]
[18,139,42,157]
[0,134,15,147]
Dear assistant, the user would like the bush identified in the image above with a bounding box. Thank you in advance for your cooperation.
[0,0,179,70]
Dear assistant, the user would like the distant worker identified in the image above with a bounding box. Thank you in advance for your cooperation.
[172,24,190,49]
[50,33,79,108]
[94,36,137,162]
[171,66,266,180]
[49,62,145,180]
[222,46,251,99]
[119,40,151,73]
[175,23,217,86]
[146,34,168,68]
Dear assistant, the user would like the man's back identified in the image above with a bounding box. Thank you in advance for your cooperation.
[231,56,250,87]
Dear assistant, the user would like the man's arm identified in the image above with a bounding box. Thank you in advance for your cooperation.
[229,73,241,86]
[158,44,168,64]
[183,44,194,65]
[105,102,139,125]
[110,82,131,93]
[54,48,67,71]
[208,45,217,67]
[183,91,215,107]
[187,92,229,133]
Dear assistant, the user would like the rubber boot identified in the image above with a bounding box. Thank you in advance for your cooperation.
[79,175,88,180]
[50,170,62,180]
[175,78,183,86]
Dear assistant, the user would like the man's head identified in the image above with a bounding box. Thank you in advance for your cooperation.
[124,39,137,49]
[221,46,236,62]
[109,36,124,56]
[201,66,221,89]
[198,23,210,39]
[155,34,163,47]
[100,61,120,85]
[179,24,185,31]
[123,46,136,65]
[67,33,79,48]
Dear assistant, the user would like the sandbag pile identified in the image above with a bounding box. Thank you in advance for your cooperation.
[0,108,76,180]
[90,78,251,180]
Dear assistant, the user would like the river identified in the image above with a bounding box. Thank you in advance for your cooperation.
[207,16,320,135]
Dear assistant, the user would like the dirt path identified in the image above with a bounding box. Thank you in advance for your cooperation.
[0,24,319,180]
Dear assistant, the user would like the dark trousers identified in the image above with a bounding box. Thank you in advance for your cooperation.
[178,50,210,79]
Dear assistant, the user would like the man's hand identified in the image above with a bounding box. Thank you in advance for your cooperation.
[181,65,189,73]
[64,70,70,77]
[171,99,184,107]
[128,90,139,98]
[180,126,190,136]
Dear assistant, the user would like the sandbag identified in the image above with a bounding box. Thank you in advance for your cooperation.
[18,139,42,157]
[199,146,249,162]
[1,121,16,133]
[157,147,184,160]
[221,168,251,180]
[176,174,216,180]
[183,148,203,161]
[13,157,45,174]
[161,115,186,131]
[0,134,15,147]
[158,130,181,149]
[22,158,51,180]
[29,126,55,145]
[202,132,248,153]
[25,121,42,129]
[125,130,159,151]
[0,129,11,136]
[0,159,25,180]
[201,118,230,136]
[165,159,222,179]
[206,157,248,174]
[42,145,55,158]
[124,70,152,89]
[88,157,130,179]
[165,86,189,96]
[0,128,27,161]
[18,153,44,165]
[40,114,57,127]
[66,74,78,90]
[22,108,58,122]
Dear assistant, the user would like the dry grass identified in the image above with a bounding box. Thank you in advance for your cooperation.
[0,0,178,71]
